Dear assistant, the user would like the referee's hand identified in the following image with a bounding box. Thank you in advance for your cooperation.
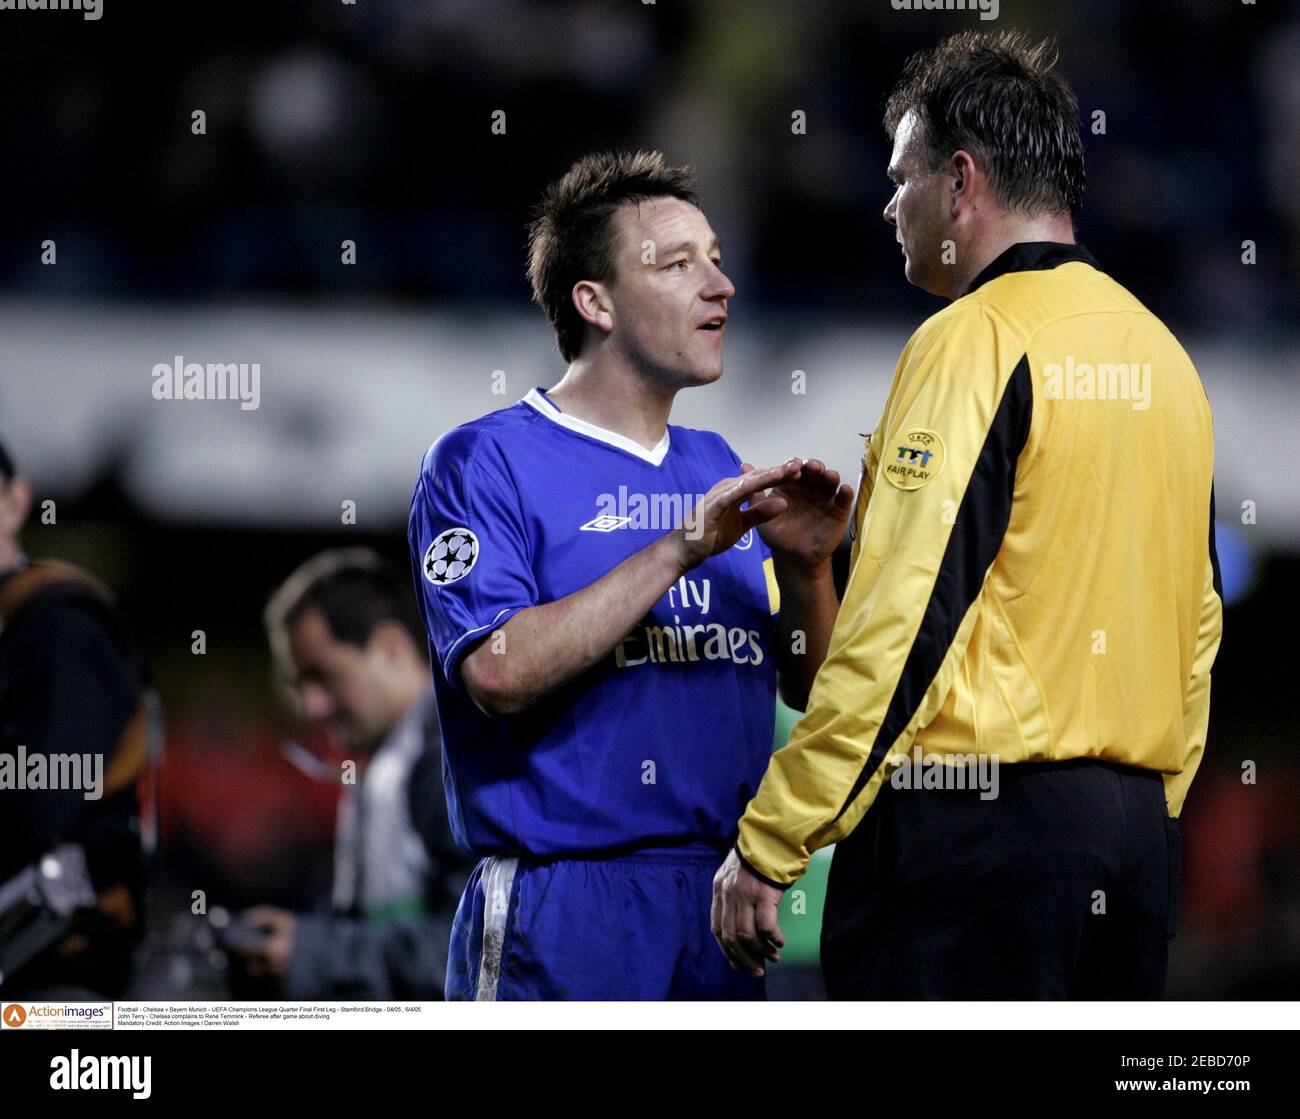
[712,849,785,978]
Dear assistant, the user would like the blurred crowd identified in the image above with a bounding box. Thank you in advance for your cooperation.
[1,0,1296,336]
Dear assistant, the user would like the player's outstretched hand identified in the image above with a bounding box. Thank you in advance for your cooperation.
[712,848,785,978]
[672,458,802,571]
[749,458,854,570]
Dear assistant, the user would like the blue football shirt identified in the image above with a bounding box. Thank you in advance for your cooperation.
[407,387,779,858]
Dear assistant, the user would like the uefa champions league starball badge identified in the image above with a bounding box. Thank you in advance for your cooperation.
[423,527,480,585]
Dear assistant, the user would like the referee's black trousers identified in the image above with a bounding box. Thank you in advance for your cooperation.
[820,759,1180,999]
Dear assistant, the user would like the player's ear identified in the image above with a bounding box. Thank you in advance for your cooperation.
[571,280,614,337]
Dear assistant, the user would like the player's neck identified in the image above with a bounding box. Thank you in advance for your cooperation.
[546,359,676,452]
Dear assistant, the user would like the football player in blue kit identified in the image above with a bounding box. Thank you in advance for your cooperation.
[408,150,852,999]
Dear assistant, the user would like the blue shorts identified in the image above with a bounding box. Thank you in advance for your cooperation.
[446,843,765,1001]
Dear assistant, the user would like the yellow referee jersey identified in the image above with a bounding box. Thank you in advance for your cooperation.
[738,242,1223,888]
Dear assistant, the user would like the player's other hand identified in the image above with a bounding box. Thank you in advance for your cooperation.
[712,849,785,978]
[671,458,801,571]
[750,458,853,571]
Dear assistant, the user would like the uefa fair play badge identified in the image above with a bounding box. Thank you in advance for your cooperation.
[882,428,945,490]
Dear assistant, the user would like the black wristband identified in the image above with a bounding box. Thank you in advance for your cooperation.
[734,846,791,892]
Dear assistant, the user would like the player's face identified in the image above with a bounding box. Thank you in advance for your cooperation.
[605,196,734,388]
[285,609,395,752]
[883,109,953,296]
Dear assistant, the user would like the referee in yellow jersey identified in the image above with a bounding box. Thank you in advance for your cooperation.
[712,30,1223,998]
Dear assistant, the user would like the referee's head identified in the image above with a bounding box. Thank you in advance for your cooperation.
[881,30,1085,299]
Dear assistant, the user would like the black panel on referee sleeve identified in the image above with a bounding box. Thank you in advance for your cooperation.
[832,353,1033,825]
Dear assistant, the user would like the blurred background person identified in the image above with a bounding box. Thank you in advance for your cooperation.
[225,549,470,999]
[0,436,153,1000]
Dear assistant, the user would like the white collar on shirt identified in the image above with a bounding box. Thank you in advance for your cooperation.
[521,387,671,467]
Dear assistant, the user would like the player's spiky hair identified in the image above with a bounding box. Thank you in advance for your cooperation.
[884,30,1086,219]
[527,150,700,362]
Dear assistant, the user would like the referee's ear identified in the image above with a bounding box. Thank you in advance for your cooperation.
[950,149,979,218]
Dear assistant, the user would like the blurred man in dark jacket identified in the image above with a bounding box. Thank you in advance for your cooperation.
[231,548,469,999]
[0,437,150,999]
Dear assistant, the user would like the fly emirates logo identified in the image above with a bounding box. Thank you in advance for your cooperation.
[614,575,765,668]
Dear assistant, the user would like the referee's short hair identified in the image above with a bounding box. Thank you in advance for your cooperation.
[264,548,425,669]
[884,30,1086,220]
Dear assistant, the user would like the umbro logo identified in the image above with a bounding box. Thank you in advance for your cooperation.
[580,515,631,533]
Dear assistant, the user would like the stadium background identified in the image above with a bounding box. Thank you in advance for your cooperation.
[1,0,1296,998]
